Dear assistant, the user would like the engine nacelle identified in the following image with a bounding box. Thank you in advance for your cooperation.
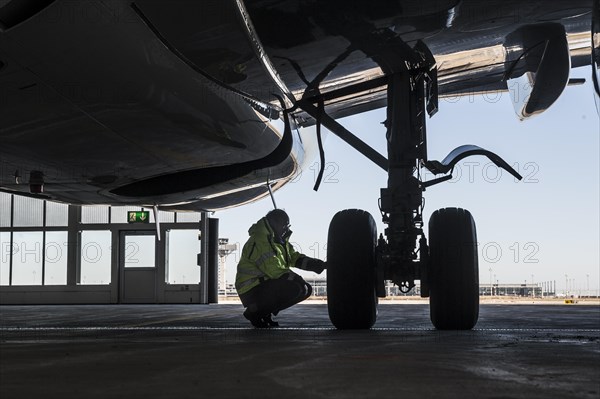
[503,23,571,120]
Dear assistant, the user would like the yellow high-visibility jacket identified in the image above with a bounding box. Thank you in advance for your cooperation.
[235,217,306,295]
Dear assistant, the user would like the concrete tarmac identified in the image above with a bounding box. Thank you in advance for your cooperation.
[1,303,599,399]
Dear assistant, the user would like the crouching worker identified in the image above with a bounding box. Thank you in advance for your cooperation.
[235,209,326,328]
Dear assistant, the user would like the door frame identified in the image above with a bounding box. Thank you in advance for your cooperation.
[119,230,158,303]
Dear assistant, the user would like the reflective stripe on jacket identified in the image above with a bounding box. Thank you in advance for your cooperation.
[235,217,305,295]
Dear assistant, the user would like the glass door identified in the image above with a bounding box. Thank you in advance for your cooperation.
[119,231,157,303]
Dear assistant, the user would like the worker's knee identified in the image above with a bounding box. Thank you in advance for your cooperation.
[302,282,313,300]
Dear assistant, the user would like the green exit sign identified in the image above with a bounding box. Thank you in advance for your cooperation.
[128,211,150,223]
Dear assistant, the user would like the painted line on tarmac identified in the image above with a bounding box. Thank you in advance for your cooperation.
[1,327,599,333]
[0,326,331,332]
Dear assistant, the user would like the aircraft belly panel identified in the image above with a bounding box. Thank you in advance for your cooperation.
[132,0,288,105]
[0,0,594,210]
[0,0,297,209]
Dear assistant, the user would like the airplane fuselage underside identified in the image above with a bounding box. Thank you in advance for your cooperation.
[0,0,593,210]
[0,0,303,209]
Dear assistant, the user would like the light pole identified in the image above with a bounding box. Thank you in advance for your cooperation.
[218,238,238,297]
[489,268,493,296]
[587,274,590,298]
[565,274,568,297]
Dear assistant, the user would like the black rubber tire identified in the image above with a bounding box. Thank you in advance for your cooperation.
[327,209,378,329]
[428,208,479,330]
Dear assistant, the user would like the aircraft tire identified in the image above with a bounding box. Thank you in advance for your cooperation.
[327,209,378,329]
[428,207,479,330]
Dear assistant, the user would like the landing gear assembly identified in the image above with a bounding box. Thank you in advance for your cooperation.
[299,42,522,330]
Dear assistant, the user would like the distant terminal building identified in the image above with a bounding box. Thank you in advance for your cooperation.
[221,278,599,299]
[479,282,555,298]
[221,276,589,298]
[244,279,560,298]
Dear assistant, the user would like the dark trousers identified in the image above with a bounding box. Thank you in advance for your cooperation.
[239,273,312,317]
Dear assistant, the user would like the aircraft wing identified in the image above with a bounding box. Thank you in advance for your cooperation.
[0,0,596,211]
[242,0,594,124]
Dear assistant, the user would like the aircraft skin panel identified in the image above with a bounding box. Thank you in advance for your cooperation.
[0,0,302,208]
[244,0,592,125]
[0,0,594,210]
[132,0,290,105]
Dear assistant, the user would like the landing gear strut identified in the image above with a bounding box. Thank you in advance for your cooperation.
[300,43,521,330]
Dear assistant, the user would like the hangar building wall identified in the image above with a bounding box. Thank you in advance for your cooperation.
[0,193,208,304]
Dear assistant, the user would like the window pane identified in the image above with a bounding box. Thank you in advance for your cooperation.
[176,212,202,223]
[0,232,11,286]
[81,206,109,224]
[46,201,69,227]
[156,210,174,223]
[44,231,68,285]
[80,230,111,285]
[11,231,43,285]
[13,196,43,227]
[0,192,11,228]
[124,235,156,268]
[166,230,200,284]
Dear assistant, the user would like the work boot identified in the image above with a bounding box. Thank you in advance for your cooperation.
[263,314,279,327]
[243,308,269,328]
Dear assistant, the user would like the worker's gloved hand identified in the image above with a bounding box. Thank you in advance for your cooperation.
[305,258,326,274]
[295,257,326,274]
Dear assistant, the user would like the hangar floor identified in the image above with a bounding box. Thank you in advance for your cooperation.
[1,303,599,399]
